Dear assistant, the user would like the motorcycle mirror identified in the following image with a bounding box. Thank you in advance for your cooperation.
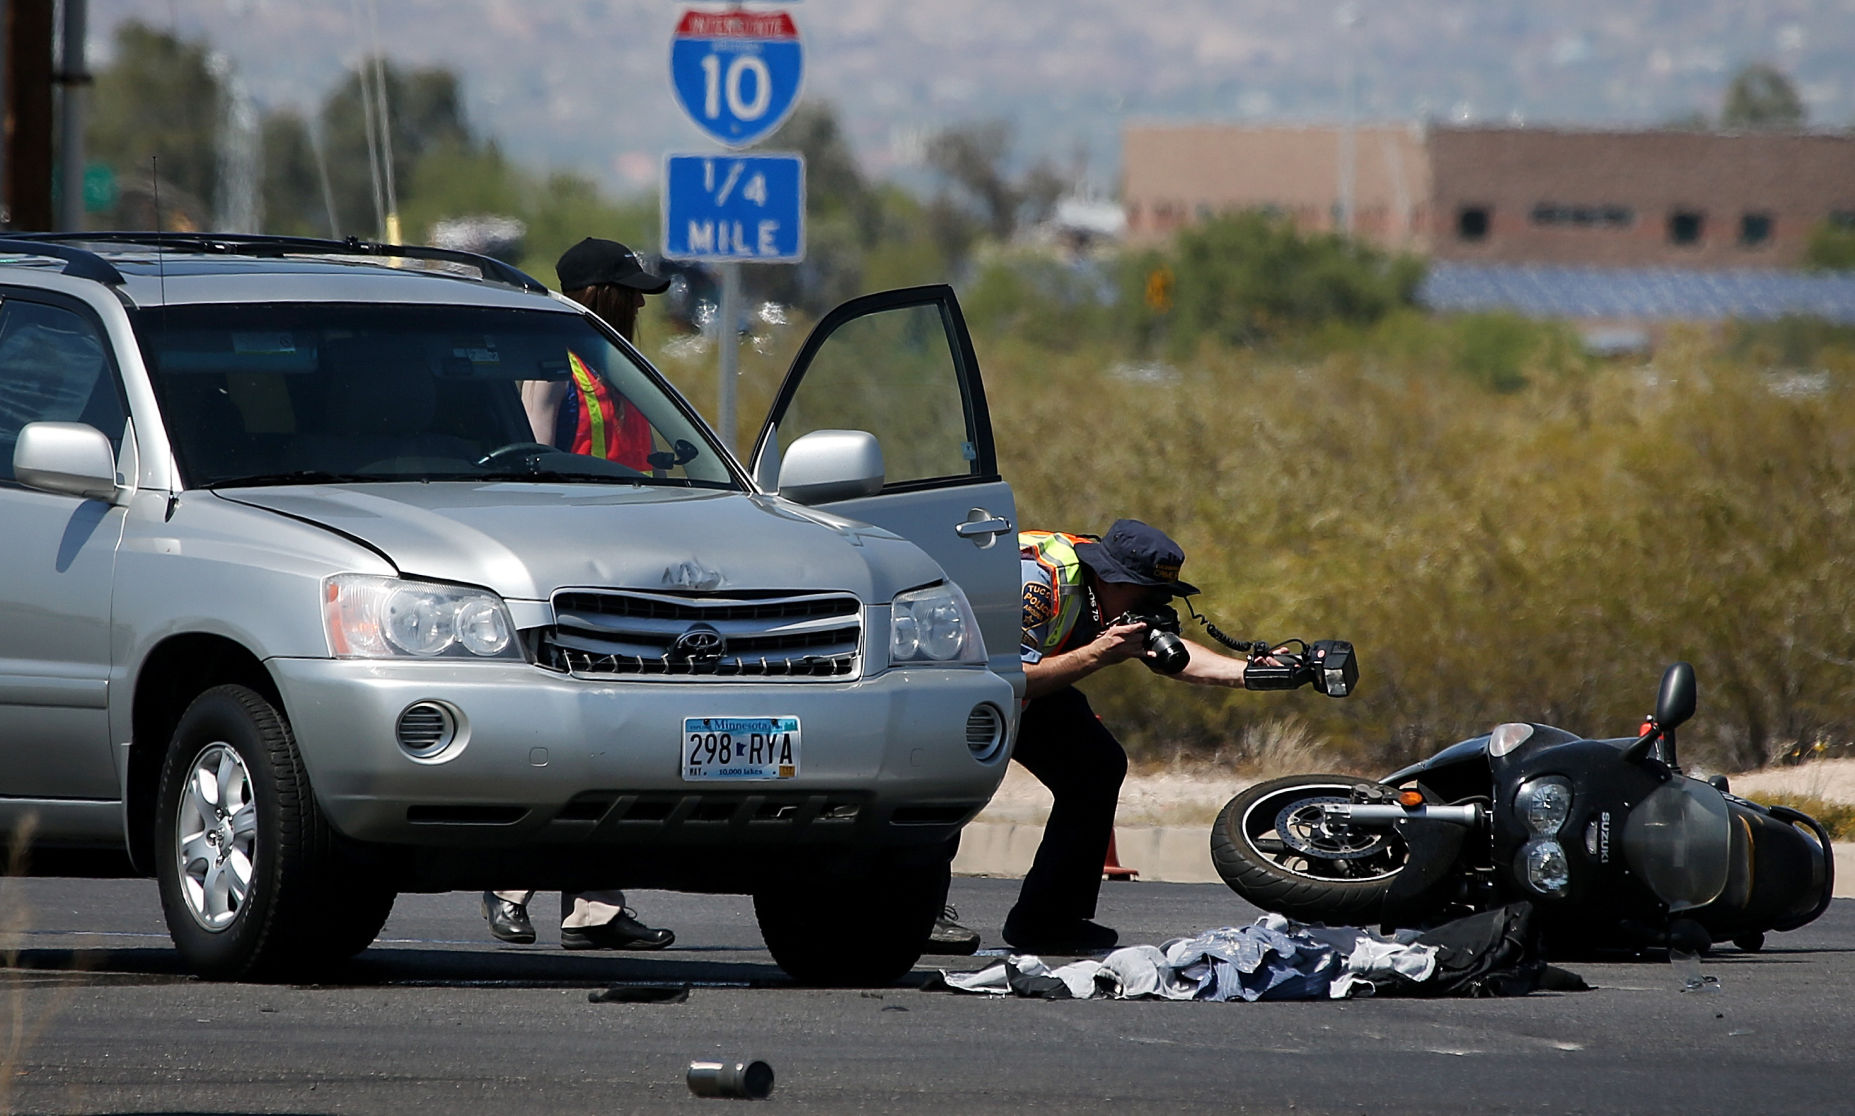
[1624,662,1698,767]
[1655,662,1697,730]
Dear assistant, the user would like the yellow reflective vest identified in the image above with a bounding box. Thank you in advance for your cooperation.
[1019,530,1094,659]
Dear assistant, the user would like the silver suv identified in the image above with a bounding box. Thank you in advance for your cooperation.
[0,233,1022,984]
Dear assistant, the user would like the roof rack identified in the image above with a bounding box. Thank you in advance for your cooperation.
[1,232,549,294]
[0,238,126,284]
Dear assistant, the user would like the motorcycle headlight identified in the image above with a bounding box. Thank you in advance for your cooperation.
[1515,776,1573,834]
[889,582,985,665]
[324,575,520,660]
[1519,837,1572,896]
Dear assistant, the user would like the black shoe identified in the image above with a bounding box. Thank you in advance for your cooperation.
[561,910,676,951]
[481,892,536,945]
[926,905,981,955]
[1001,911,1118,955]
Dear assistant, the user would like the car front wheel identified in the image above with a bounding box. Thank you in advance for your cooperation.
[155,684,391,980]
[754,854,949,987]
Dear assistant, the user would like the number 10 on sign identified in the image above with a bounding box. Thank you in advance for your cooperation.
[669,9,804,148]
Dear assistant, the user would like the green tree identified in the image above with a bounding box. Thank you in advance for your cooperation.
[318,59,476,238]
[924,120,1066,251]
[1721,63,1806,130]
[259,109,329,237]
[1804,218,1855,271]
[747,101,881,313]
[1160,210,1424,350]
[86,22,222,227]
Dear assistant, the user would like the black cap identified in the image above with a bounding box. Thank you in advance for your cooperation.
[1073,519,1200,596]
[555,237,670,294]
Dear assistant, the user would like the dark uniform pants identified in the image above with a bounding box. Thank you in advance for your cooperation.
[1007,685,1128,925]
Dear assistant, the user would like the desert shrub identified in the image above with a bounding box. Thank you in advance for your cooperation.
[1804,219,1855,271]
[1448,311,1544,393]
[959,250,1119,352]
[1156,210,1424,352]
[983,319,1855,772]
[1726,316,1855,372]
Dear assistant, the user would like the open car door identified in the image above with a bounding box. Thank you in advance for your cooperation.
[750,285,1022,689]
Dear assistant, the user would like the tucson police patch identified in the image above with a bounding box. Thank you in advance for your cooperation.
[1022,581,1056,631]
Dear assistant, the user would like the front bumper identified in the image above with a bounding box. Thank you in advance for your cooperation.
[269,657,1017,858]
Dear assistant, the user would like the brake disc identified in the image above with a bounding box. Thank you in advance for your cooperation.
[1274,795,1393,861]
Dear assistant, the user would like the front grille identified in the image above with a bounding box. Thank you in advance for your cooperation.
[539,588,862,680]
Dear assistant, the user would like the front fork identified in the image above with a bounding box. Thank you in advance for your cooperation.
[1319,802,1485,827]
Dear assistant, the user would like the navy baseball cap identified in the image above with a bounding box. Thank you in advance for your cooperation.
[555,237,671,294]
[1073,519,1200,596]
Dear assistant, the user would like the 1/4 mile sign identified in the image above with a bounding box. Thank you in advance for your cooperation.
[663,153,806,262]
[669,9,804,148]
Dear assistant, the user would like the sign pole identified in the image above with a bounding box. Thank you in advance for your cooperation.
[665,6,806,455]
[718,261,740,451]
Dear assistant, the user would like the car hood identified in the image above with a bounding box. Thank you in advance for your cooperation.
[218,483,944,602]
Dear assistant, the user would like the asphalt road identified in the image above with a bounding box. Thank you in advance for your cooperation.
[1,873,1849,1114]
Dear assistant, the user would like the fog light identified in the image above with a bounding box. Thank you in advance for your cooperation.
[964,704,1005,761]
[396,701,457,760]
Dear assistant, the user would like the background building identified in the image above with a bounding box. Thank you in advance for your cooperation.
[1123,123,1855,270]
[1123,124,1431,251]
[1432,128,1855,269]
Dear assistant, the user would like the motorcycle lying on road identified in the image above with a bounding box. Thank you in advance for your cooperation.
[1211,662,1835,953]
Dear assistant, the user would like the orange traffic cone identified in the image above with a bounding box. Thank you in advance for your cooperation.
[1103,830,1139,881]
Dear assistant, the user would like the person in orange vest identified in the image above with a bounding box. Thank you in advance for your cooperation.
[998,519,1273,955]
[480,237,676,951]
[519,237,667,470]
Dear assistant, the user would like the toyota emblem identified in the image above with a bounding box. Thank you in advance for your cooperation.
[669,623,726,663]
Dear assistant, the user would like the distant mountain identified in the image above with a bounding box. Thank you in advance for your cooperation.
[92,0,1855,197]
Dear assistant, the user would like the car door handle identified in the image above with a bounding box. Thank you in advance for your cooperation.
[954,515,1012,539]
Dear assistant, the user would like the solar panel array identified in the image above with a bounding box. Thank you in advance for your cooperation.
[1418,263,1855,324]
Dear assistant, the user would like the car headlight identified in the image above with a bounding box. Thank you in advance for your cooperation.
[889,582,985,665]
[1514,776,1573,834]
[324,575,520,660]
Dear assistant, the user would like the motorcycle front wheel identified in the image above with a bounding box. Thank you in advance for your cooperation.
[1210,774,1410,924]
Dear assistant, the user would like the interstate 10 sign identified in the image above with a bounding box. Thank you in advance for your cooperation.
[669,8,804,148]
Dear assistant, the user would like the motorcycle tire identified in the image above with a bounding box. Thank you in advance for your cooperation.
[1210,774,1409,925]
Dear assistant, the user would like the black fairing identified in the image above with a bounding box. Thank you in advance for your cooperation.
[1491,737,1669,939]
[1369,695,1832,949]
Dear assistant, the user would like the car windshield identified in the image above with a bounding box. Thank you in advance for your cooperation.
[134,302,737,489]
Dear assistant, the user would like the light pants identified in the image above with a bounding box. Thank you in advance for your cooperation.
[492,890,629,930]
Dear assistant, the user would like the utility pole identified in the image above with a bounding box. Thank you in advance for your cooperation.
[6,0,55,230]
[55,0,88,230]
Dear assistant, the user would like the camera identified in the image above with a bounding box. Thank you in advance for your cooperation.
[1241,639,1357,698]
[1114,606,1190,674]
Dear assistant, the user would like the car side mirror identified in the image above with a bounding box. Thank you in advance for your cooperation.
[776,429,884,505]
[13,421,121,500]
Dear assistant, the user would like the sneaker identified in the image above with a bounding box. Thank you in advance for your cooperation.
[561,909,676,951]
[926,905,981,955]
[1000,911,1118,955]
[481,892,536,945]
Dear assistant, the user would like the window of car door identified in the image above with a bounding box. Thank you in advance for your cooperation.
[0,294,126,484]
[770,297,988,491]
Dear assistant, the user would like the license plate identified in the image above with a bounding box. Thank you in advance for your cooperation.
[682,716,801,781]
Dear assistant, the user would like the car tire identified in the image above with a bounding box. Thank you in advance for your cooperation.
[754,855,949,987]
[154,684,389,980]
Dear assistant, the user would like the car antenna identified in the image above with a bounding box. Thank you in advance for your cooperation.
[152,155,179,522]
